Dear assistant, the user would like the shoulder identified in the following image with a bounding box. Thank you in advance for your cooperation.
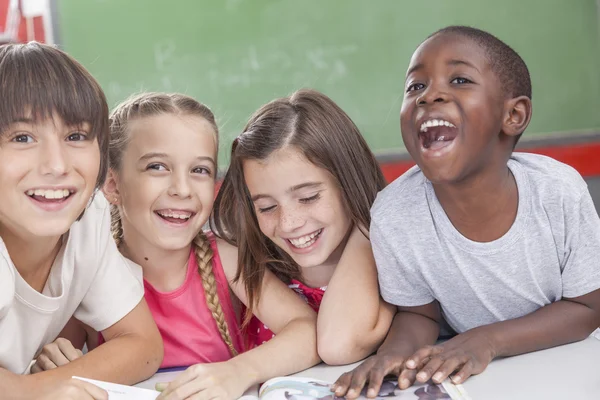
[371,165,429,231]
[511,153,588,200]
[213,235,239,282]
[0,240,15,317]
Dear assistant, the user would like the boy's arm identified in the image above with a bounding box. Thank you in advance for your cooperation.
[317,225,395,365]
[332,302,440,399]
[32,300,159,395]
[409,288,600,385]
[410,188,600,385]
[1,299,162,400]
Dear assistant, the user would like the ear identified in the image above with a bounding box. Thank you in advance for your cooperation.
[102,169,121,205]
[502,95,532,138]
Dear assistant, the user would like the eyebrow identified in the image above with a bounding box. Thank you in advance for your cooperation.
[251,181,324,202]
[139,152,216,167]
[406,59,480,77]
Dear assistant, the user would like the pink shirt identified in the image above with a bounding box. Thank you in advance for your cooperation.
[247,279,326,348]
[144,234,243,368]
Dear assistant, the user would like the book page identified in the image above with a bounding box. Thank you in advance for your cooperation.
[73,377,160,400]
[258,376,470,400]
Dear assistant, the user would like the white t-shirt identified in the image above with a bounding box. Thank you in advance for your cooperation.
[373,153,600,334]
[0,193,144,374]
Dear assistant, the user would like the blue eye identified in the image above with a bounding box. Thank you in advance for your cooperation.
[451,77,473,84]
[407,83,425,92]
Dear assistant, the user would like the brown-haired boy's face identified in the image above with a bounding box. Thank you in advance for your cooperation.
[0,115,100,241]
[400,33,507,184]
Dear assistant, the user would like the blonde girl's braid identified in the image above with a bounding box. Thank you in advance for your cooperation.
[110,204,124,247]
[193,231,238,357]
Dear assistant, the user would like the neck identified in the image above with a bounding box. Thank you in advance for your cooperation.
[433,163,518,242]
[301,263,336,288]
[119,225,191,292]
[0,225,62,292]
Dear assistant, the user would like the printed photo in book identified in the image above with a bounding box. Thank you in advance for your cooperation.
[256,376,471,400]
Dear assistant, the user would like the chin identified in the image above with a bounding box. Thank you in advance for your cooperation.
[292,254,329,269]
[157,239,194,252]
[27,221,74,238]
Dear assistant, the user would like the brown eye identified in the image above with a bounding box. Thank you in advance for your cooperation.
[451,77,473,84]
[67,132,88,141]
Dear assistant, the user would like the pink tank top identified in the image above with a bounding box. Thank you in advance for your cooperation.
[246,279,326,348]
[144,233,243,368]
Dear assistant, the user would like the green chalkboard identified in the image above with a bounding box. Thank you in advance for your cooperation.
[58,0,600,165]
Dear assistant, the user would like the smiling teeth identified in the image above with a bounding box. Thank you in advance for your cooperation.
[26,189,71,199]
[289,229,322,248]
[157,211,191,220]
[420,119,456,132]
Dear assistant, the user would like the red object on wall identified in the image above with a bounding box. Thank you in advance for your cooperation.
[0,0,47,44]
[378,142,600,183]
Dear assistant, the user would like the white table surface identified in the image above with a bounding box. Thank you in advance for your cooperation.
[136,336,600,399]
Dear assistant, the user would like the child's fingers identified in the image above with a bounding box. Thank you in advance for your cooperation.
[397,368,417,390]
[365,363,400,399]
[34,354,58,371]
[333,359,374,398]
[451,360,475,385]
[39,342,70,367]
[156,368,196,396]
[156,365,209,399]
[431,358,462,384]
[415,356,444,383]
[56,338,83,361]
[158,379,208,400]
[74,379,109,400]
[405,345,441,370]
[332,371,353,396]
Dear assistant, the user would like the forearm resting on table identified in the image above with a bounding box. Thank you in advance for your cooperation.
[378,310,440,356]
[483,293,600,358]
[229,316,320,388]
[24,331,161,394]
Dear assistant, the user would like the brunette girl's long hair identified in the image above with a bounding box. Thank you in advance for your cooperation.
[211,88,385,323]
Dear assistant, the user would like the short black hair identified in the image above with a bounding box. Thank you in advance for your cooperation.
[429,26,532,100]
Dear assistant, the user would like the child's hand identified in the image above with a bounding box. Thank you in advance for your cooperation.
[405,329,498,385]
[331,350,417,399]
[39,379,108,400]
[31,338,84,373]
[155,360,250,400]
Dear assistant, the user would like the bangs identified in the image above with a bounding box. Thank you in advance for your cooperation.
[0,43,108,138]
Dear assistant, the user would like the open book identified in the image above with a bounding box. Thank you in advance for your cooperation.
[75,375,471,400]
[254,376,470,400]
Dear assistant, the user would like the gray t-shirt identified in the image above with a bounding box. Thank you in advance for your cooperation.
[372,153,600,333]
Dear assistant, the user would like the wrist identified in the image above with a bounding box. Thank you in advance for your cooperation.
[376,340,417,357]
[476,325,503,359]
[227,356,260,388]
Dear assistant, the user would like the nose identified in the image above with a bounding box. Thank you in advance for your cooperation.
[278,205,305,233]
[39,137,70,177]
[167,171,192,198]
[416,81,449,106]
